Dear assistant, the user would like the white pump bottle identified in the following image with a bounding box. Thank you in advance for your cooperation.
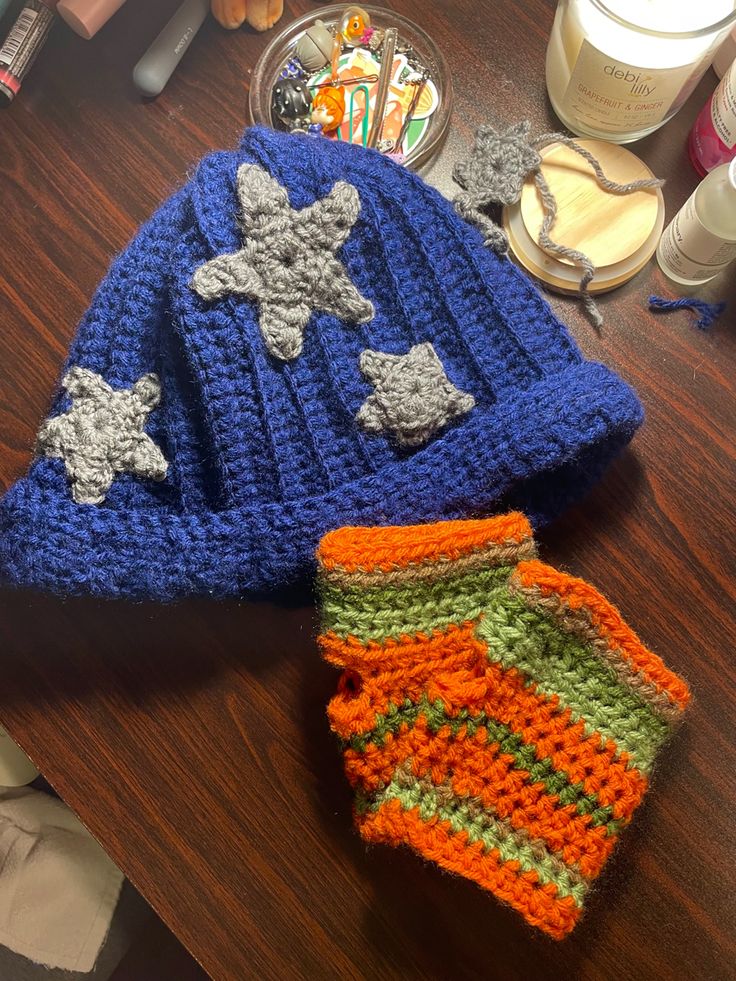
[657,158,736,286]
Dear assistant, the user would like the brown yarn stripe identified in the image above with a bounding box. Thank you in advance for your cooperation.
[509,580,683,725]
[320,536,537,589]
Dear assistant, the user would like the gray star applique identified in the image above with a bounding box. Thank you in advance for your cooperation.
[190,163,375,361]
[36,367,168,505]
[356,343,475,447]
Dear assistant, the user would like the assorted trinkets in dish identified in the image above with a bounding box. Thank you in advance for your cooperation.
[250,4,452,168]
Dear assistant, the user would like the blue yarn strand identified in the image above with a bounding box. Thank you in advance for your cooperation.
[649,295,726,330]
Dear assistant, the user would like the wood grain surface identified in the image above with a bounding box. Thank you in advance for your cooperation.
[0,1,735,979]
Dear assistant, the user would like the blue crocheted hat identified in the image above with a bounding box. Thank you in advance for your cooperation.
[0,127,642,599]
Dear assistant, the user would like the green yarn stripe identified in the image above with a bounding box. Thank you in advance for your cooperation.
[370,775,589,907]
[476,593,670,774]
[349,695,624,835]
[320,567,512,642]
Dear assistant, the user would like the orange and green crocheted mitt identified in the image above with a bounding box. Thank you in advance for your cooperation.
[316,513,690,940]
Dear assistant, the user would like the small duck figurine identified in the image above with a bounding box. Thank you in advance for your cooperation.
[340,5,371,47]
[311,85,346,133]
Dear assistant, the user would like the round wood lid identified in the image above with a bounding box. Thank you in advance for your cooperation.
[503,139,664,294]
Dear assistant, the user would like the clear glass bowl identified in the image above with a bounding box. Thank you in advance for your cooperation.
[249,4,453,169]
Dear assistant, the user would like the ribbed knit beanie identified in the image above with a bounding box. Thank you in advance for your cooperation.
[317,513,690,939]
[0,127,643,599]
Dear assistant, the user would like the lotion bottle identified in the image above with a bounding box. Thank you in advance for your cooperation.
[657,159,736,286]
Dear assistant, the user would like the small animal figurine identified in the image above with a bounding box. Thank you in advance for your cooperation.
[210,0,283,32]
[272,78,312,128]
[311,85,346,133]
[340,5,370,47]
[294,18,334,72]
[211,0,246,28]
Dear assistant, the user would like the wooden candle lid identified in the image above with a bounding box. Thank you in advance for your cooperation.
[503,139,665,295]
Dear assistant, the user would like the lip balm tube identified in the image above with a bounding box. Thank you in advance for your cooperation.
[57,0,127,39]
[0,0,58,107]
[133,0,209,98]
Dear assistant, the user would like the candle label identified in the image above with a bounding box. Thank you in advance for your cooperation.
[562,39,693,134]
[659,192,736,281]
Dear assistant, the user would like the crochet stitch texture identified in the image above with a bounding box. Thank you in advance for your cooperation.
[191,163,374,360]
[317,514,690,939]
[356,343,476,446]
[36,368,167,505]
[0,127,643,599]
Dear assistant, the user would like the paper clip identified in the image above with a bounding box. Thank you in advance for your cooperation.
[391,71,429,155]
[349,84,370,147]
[312,73,378,90]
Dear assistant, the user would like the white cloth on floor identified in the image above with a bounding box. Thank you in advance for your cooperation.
[0,786,123,973]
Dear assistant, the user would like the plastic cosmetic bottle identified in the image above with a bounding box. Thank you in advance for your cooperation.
[689,58,736,175]
[657,159,736,286]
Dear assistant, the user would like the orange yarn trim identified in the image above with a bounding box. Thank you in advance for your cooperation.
[360,798,582,939]
[317,512,533,573]
[319,620,482,672]
[322,621,487,738]
[343,719,620,876]
[513,561,691,710]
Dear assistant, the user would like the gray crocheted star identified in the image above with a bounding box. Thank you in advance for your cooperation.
[454,121,541,207]
[36,367,168,505]
[453,121,541,253]
[190,163,375,361]
[356,343,475,447]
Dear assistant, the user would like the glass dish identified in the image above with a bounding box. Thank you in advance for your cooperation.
[249,4,453,169]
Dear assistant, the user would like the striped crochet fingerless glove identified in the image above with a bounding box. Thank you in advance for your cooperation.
[316,513,690,939]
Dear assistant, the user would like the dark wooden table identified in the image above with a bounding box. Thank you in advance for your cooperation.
[1,1,735,978]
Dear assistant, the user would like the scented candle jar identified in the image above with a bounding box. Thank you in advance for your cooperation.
[546,0,736,143]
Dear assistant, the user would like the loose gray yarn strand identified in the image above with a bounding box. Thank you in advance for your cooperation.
[532,134,663,329]
[534,133,665,195]
[454,192,510,254]
[533,170,603,329]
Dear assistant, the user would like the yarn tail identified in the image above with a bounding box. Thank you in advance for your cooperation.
[649,295,726,330]
[454,192,510,254]
[534,133,664,330]
[534,172,603,330]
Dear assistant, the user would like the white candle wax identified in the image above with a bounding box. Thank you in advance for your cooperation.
[546,0,736,141]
